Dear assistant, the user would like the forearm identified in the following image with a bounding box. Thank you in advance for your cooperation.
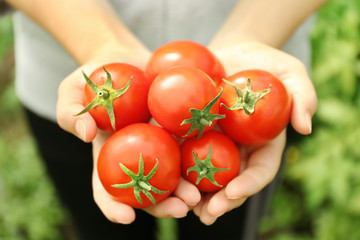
[209,0,329,49]
[5,0,149,65]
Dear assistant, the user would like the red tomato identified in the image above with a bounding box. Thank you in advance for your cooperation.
[145,40,226,85]
[97,123,181,208]
[148,66,224,139]
[218,69,292,146]
[181,130,241,192]
[79,63,152,133]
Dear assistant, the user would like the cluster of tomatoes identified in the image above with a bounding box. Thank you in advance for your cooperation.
[77,40,292,208]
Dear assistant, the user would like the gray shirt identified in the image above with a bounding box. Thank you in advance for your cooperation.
[13,0,314,122]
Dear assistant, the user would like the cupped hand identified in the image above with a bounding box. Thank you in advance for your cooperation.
[193,130,285,225]
[56,49,202,224]
[193,41,317,225]
[211,41,317,135]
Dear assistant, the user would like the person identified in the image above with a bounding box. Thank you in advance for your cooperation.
[3,0,327,239]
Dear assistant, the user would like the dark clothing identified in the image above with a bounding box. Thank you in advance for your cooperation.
[25,108,280,240]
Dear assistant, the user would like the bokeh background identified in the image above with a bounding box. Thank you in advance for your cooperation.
[0,0,359,239]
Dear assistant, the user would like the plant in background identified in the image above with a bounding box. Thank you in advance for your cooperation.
[259,0,360,239]
[0,15,67,240]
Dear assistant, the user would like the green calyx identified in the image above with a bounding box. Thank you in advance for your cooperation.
[181,89,225,139]
[75,67,132,131]
[111,154,168,206]
[221,78,271,115]
[187,145,229,187]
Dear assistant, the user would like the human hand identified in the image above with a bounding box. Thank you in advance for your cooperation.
[211,41,317,135]
[193,41,317,225]
[193,130,285,225]
[91,128,201,224]
[56,50,201,223]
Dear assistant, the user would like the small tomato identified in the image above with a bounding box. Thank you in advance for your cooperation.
[148,66,225,139]
[77,63,152,133]
[145,40,226,85]
[97,123,181,208]
[181,130,241,192]
[218,69,292,146]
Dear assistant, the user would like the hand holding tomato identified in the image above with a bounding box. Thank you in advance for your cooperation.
[193,130,286,225]
[91,122,201,224]
[209,41,317,134]
[189,41,318,225]
[56,49,151,142]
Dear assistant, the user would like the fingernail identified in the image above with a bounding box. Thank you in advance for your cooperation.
[174,212,188,218]
[227,196,242,200]
[305,111,312,134]
[204,217,217,226]
[227,196,247,206]
[186,202,198,207]
[75,119,87,141]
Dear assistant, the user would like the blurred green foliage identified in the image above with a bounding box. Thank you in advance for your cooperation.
[259,0,360,239]
[1,0,360,239]
[0,15,66,240]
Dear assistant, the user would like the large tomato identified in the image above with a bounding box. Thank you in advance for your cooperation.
[218,69,292,146]
[181,130,241,193]
[97,123,181,208]
[77,63,152,133]
[145,40,226,85]
[148,66,224,139]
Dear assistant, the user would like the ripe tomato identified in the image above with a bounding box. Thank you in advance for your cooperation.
[180,130,241,192]
[97,123,181,208]
[218,69,292,146]
[77,63,152,133]
[148,66,225,139]
[145,40,226,85]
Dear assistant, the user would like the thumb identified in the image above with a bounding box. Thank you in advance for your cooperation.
[56,69,97,142]
[282,65,317,135]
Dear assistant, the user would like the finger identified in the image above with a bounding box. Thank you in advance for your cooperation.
[92,135,136,224]
[92,172,136,224]
[225,131,286,199]
[144,196,189,219]
[94,194,136,224]
[197,194,218,225]
[281,62,317,135]
[192,195,205,217]
[56,69,97,142]
[173,178,201,207]
[206,189,247,218]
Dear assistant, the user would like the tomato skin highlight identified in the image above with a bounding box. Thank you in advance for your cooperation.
[148,66,221,138]
[83,63,152,133]
[180,130,241,193]
[97,123,181,208]
[218,69,292,146]
[145,40,226,84]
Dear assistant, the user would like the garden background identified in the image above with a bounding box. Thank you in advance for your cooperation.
[0,0,360,239]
